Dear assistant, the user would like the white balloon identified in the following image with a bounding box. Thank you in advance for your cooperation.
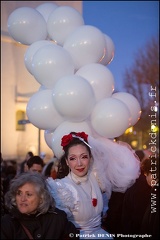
[76,63,115,102]
[38,85,48,91]
[36,2,58,22]
[32,44,75,89]
[44,130,55,149]
[24,40,55,75]
[47,6,84,46]
[63,25,106,70]
[26,89,64,130]
[100,34,115,66]
[91,98,131,138]
[52,75,96,121]
[112,92,142,126]
[51,121,92,158]
[7,7,47,45]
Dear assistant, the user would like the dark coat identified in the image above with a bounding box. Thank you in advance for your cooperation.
[121,174,152,234]
[1,207,79,239]
[141,184,159,239]
[102,191,125,234]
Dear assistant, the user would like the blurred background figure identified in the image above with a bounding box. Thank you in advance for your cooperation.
[102,191,125,236]
[18,151,34,175]
[3,164,17,196]
[26,155,44,173]
[135,149,145,162]
[40,152,46,161]
[42,157,59,179]
[121,157,155,234]
[135,148,153,163]
[1,154,17,216]
[1,152,6,216]
[143,149,153,160]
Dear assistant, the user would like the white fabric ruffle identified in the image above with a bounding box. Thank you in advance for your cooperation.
[88,136,140,199]
[46,177,78,217]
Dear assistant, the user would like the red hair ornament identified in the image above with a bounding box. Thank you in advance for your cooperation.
[61,132,90,150]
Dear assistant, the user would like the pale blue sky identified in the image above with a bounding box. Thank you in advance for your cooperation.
[83,1,159,91]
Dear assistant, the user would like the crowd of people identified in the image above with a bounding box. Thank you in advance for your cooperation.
[1,132,159,239]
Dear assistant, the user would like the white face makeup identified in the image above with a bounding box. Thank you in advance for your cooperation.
[66,144,91,177]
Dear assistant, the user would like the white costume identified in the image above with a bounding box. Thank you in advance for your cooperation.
[47,135,140,239]
[47,171,113,239]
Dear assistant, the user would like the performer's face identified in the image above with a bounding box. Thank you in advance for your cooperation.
[66,144,90,177]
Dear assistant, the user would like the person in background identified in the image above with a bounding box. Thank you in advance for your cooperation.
[18,151,34,174]
[50,159,59,179]
[135,149,145,162]
[1,152,7,216]
[101,191,125,236]
[143,149,153,160]
[1,172,79,239]
[42,157,59,179]
[43,161,54,177]
[3,165,17,195]
[26,155,44,173]
[40,152,46,162]
[46,131,140,239]
[121,157,154,234]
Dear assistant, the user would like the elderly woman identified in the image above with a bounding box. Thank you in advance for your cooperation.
[1,172,79,239]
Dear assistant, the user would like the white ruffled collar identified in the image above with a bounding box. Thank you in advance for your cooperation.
[69,171,88,185]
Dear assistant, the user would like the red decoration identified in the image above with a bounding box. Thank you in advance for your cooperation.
[92,198,97,207]
[75,132,88,142]
[61,133,73,149]
[61,132,88,150]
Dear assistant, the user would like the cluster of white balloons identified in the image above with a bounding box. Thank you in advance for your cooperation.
[8,2,141,158]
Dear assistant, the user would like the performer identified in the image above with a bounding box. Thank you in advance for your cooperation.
[47,132,140,239]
